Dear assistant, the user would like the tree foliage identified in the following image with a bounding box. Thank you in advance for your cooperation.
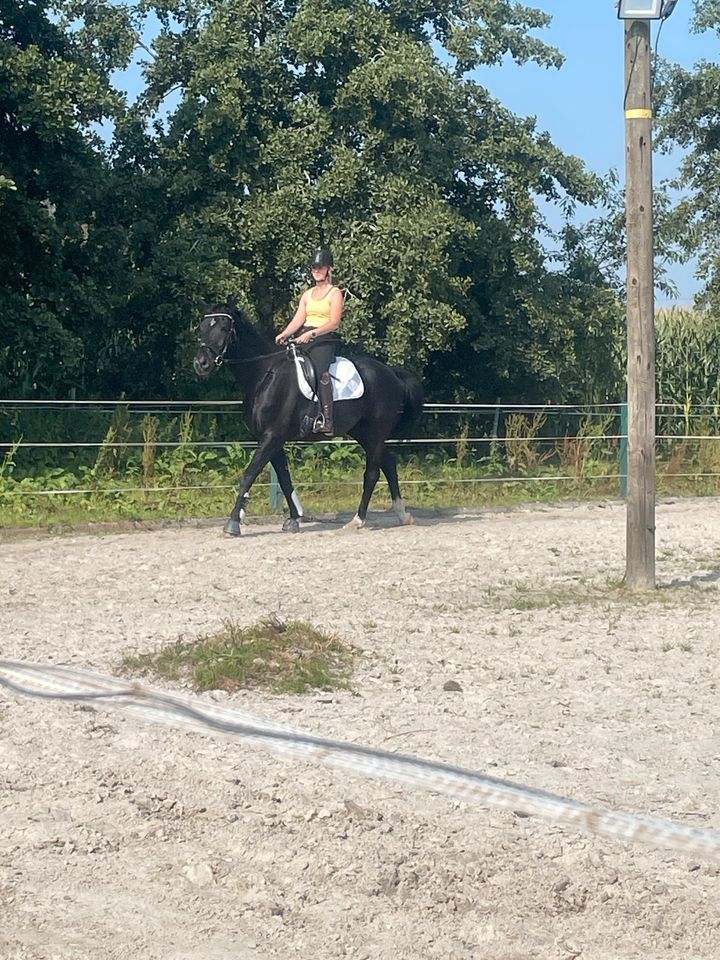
[0,0,137,394]
[1,0,624,402]
[655,0,720,312]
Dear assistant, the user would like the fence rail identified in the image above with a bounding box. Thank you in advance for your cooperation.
[2,400,719,508]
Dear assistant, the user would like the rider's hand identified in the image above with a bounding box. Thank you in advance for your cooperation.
[275,333,287,344]
[296,332,313,345]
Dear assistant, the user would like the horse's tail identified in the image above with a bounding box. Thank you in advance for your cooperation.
[391,367,424,436]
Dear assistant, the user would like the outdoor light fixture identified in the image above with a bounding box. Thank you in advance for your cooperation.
[617,0,678,18]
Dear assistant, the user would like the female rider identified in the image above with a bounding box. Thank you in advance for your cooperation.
[275,247,343,435]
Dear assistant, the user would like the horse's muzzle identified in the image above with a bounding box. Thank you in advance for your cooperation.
[193,353,213,378]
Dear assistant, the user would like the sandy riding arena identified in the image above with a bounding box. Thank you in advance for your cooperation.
[1,498,719,960]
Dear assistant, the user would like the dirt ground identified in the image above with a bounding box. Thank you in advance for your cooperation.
[1,498,719,960]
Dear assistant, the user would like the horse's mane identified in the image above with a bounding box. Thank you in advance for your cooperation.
[213,301,279,357]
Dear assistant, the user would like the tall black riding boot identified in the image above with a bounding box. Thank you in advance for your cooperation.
[317,372,334,435]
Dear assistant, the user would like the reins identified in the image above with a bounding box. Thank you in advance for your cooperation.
[201,312,342,368]
[222,350,286,366]
[201,312,285,367]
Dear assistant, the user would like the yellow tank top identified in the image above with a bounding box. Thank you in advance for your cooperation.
[304,285,335,328]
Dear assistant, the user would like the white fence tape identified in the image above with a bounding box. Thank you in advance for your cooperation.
[1,659,718,863]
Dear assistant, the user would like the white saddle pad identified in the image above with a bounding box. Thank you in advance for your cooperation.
[294,355,364,402]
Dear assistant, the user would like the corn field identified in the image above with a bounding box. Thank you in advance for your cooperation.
[656,307,720,433]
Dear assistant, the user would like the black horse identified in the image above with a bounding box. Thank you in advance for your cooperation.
[192,302,424,535]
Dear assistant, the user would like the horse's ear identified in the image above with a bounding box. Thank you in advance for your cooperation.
[228,293,238,309]
[199,299,209,314]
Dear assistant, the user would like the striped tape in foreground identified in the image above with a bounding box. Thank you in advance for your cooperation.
[0,659,718,862]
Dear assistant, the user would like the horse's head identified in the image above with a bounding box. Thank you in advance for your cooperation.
[193,305,235,378]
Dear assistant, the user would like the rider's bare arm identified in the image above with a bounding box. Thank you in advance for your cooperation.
[275,293,308,343]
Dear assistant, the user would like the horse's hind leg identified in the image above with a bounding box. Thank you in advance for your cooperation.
[344,439,384,530]
[380,449,414,526]
[270,451,303,533]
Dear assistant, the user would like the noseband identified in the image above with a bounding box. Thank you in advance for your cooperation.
[200,312,235,366]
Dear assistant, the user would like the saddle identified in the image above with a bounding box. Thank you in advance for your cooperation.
[292,352,364,402]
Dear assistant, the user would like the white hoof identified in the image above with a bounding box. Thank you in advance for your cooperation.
[343,514,365,530]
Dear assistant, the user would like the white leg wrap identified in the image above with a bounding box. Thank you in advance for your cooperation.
[391,498,414,526]
[343,514,365,530]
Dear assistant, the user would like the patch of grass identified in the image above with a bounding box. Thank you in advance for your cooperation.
[487,582,599,612]
[683,552,720,572]
[486,577,710,613]
[122,616,357,695]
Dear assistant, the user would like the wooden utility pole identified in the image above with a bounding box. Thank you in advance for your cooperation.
[624,19,656,591]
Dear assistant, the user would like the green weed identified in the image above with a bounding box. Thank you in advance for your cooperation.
[3,400,720,529]
[122,616,357,695]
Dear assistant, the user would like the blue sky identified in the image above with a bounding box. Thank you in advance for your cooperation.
[474,1,717,304]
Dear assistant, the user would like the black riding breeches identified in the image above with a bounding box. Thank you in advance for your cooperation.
[302,331,337,379]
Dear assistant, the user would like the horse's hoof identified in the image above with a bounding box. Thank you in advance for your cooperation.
[282,517,300,534]
[391,498,414,526]
[343,515,365,531]
[223,519,242,537]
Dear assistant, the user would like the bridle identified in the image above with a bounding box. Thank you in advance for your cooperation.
[199,312,236,367]
[197,312,288,367]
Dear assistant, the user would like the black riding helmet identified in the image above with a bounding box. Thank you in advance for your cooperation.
[310,247,334,269]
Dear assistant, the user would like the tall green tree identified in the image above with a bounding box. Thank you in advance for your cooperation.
[0,0,138,397]
[129,0,621,401]
[656,0,720,312]
[2,0,625,402]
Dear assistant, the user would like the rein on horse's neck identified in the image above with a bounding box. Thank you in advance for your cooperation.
[223,311,284,376]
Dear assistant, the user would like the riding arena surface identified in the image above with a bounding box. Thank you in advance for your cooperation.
[1,498,719,960]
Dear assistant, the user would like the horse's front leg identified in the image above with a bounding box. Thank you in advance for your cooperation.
[225,435,283,537]
[270,450,304,534]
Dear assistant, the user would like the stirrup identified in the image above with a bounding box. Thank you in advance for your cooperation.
[316,414,334,435]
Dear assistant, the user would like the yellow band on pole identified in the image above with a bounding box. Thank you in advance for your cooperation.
[625,108,653,119]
